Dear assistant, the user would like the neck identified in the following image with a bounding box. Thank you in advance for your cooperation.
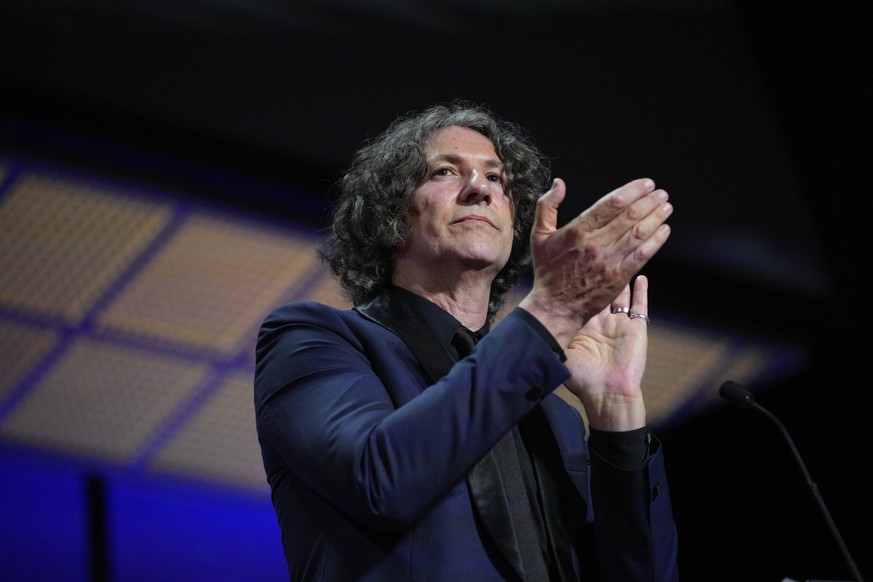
[393,265,492,331]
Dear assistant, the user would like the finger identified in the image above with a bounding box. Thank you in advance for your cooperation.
[625,187,670,228]
[626,188,672,239]
[625,222,672,273]
[567,178,657,231]
[610,284,632,312]
[599,188,671,269]
[530,178,565,242]
[630,275,649,316]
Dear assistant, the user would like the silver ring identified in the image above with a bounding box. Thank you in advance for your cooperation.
[629,312,651,325]
[612,306,630,314]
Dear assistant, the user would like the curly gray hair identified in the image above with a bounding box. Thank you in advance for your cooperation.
[320,101,551,317]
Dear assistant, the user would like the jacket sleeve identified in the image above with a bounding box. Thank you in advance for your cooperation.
[541,396,680,581]
[588,436,680,582]
[254,301,570,532]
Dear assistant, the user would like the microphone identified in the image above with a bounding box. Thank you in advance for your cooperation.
[718,380,755,407]
[719,381,864,582]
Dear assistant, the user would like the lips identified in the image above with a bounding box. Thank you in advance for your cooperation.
[453,214,495,227]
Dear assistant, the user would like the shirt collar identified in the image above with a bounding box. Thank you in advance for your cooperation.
[389,285,491,352]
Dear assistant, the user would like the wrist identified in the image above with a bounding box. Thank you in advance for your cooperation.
[518,291,584,348]
[582,393,646,432]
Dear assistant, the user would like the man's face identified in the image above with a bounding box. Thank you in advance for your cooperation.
[396,125,514,278]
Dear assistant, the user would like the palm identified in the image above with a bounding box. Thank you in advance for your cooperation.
[562,278,650,428]
[564,304,646,398]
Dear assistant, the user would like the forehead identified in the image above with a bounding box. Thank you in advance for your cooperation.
[424,126,500,161]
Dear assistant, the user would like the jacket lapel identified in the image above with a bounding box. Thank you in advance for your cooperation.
[354,290,454,383]
[355,290,530,580]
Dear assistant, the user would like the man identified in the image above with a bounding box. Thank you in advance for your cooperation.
[255,102,678,581]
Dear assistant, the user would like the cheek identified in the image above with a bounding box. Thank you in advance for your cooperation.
[408,190,449,228]
[503,194,515,223]
[406,187,439,220]
[503,203,517,256]
[503,230,515,259]
[403,202,442,246]
[405,191,424,217]
[403,193,426,229]
[503,199,516,234]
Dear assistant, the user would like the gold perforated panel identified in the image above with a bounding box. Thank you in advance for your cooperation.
[0,173,174,324]
[0,337,210,462]
[150,370,267,490]
[644,325,735,424]
[0,320,60,404]
[96,214,322,357]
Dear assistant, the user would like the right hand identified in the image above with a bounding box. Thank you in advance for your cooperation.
[518,178,672,347]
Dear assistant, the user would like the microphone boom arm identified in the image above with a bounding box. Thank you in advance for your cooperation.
[719,381,864,582]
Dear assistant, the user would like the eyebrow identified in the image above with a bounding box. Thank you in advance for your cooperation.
[428,153,504,170]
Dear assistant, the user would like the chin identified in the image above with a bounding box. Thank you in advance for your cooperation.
[457,252,510,274]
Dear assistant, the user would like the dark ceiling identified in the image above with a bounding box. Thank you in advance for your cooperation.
[0,1,869,578]
[1,1,864,340]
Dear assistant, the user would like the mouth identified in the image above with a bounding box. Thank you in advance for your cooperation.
[453,214,495,228]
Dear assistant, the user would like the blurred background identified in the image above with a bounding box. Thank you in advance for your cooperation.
[0,1,868,581]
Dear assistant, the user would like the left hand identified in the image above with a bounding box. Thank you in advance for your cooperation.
[562,275,651,432]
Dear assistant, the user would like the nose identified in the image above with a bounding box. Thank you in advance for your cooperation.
[460,169,492,205]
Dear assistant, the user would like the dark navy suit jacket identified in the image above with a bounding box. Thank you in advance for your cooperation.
[255,291,679,581]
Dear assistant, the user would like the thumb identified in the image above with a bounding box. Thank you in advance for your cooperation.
[531,178,565,241]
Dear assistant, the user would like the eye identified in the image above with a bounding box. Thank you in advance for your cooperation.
[432,167,455,178]
[487,173,504,183]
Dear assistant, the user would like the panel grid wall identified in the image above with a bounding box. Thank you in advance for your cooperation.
[0,156,343,493]
[0,153,802,493]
